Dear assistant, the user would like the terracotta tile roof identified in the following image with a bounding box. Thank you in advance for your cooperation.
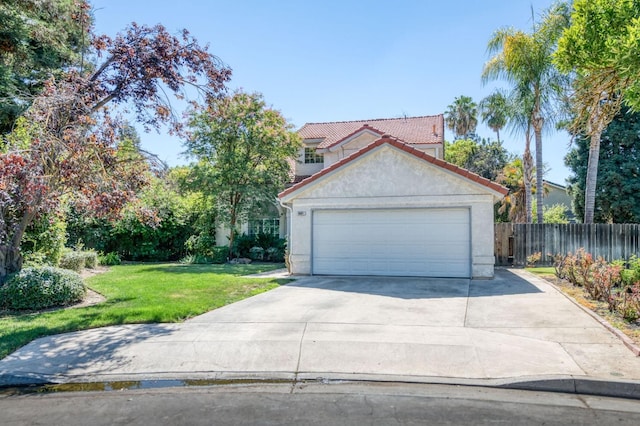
[292,175,311,184]
[298,115,444,149]
[279,136,508,199]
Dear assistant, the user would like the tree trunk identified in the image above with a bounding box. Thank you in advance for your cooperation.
[0,210,33,283]
[584,129,602,224]
[228,206,237,260]
[534,123,544,225]
[0,244,23,284]
[523,148,534,224]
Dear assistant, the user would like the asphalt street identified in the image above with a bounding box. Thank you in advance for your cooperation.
[2,382,640,425]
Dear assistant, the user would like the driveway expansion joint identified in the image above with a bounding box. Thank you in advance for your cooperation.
[293,322,308,384]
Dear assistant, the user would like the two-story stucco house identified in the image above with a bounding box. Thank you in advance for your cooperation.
[277,114,507,279]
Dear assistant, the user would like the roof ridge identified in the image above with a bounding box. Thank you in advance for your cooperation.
[301,114,443,126]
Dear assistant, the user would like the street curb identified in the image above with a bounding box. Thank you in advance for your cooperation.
[516,269,640,357]
[3,371,640,400]
[497,376,640,400]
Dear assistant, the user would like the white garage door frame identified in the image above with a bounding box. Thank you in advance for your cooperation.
[310,207,472,278]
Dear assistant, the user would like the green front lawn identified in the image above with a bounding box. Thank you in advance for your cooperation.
[525,267,556,277]
[0,263,287,359]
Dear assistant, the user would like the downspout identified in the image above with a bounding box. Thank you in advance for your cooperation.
[278,197,293,274]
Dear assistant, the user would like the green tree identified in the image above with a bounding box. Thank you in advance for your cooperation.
[108,176,195,261]
[444,139,476,169]
[479,91,508,143]
[184,91,301,258]
[565,107,640,223]
[483,3,570,224]
[555,0,640,224]
[444,95,478,140]
[497,158,530,223]
[541,204,570,224]
[66,167,212,261]
[0,0,91,134]
[445,138,514,181]
[0,22,231,282]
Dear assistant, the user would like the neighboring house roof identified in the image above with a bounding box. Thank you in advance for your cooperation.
[543,180,567,190]
[279,136,508,199]
[298,115,444,149]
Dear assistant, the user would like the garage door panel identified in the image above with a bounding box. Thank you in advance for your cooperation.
[312,208,471,278]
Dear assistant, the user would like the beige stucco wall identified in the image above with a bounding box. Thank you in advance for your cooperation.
[297,134,444,177]
[282,144,500,278]
[323,136,443,168]
[324,132,380,167]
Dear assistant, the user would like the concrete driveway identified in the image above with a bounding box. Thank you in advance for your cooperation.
[2,269,640,393]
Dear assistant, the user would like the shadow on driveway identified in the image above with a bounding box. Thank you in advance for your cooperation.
[0,324,177,384]
[286,268,541,300]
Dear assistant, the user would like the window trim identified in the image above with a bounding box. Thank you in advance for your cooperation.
[248,218,280,237]
[304,147,324,164]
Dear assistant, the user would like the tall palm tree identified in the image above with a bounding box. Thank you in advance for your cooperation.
[479,91,508,143]
[482,3,569,224]
[444,95,478,140]
[508,86,535,223]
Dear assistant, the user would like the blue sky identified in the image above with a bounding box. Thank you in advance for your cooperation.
[92,0,571,184]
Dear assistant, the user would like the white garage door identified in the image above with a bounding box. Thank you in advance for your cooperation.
[312,208,470,278]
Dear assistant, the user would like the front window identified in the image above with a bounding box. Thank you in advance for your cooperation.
[304,147,324,164]
[248,218,280,237]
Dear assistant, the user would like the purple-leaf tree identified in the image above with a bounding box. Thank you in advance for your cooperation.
[0,21,231,282]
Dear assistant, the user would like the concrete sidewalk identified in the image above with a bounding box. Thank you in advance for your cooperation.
[1,269,640,398]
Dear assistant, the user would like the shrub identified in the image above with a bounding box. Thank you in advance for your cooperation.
[0,267,86,311]
[231,234,284,262]
[266,246,285,263]
[620,255,640,287]
[83,251,98,269]
[22,251,49,267]
[526,252,542,267]
[58,250,99,271]
[59,250,86,272]
[98,252,121,266]
[232,233,256,258]
[619,283,640,322]
[590,258,622,308]
[184,234,217,258]
[211,246,228,264]
[552,253,569,280]
[574,248,594,287]
[255,232,279,250]
[561,252,579,286]
[249,246,264,261]
[22,213,67,267]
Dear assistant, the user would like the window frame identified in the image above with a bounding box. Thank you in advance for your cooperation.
[304,147,324,164]
[248,218,280,238]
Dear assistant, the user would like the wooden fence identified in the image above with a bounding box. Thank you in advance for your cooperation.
[495,223,640,266]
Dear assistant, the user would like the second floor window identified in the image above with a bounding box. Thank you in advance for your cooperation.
[304,147,324,164]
